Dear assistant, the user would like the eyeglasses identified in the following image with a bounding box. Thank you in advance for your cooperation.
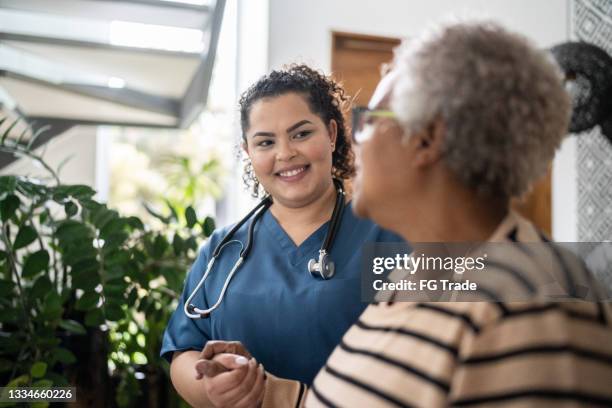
[351,107,398,144]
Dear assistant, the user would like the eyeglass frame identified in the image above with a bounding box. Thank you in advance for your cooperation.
[351,107,398,144]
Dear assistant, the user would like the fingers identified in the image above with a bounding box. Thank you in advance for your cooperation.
[204,360,250,395]
[212,353,251,370]
[194,359,229,379]
[233,363,266,408]
[201,341,252,360]
[216,358,261,406]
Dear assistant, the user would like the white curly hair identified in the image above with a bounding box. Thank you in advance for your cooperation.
[390,20,571,198]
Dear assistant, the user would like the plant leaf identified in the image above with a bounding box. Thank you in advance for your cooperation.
[22,250,50,278]
[185,206,197,228]
[0,117,20,145]
[64,201,78,218]
[202,216,216,237]
[142,202,171,224]
[13,225,38,250]
[59,319,87,335]
[75,292,99,311]
[0,194,20,222]
[52,347,77,364]
[30,361,47,378]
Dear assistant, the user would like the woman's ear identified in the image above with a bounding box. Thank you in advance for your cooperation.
[412,120,445,167]
[328,119,338,149]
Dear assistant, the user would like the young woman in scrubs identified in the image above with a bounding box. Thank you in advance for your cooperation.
[161,64,402,407]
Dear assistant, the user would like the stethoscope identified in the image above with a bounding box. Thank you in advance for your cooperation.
[184,179,346,319]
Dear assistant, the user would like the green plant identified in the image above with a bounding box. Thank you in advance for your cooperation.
[0,119,216,407]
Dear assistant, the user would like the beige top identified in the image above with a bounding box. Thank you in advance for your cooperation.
[262,212,612,407]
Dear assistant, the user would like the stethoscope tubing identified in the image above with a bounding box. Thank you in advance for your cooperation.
[184,180,344,319]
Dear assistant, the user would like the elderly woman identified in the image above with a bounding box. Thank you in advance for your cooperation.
[197,21,612,407]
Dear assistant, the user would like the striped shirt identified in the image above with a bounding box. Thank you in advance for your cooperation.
[261,212,612,407]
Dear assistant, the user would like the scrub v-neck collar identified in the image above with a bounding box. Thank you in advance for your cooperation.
[262,209,332,267]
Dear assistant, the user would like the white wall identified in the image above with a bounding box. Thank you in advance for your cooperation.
[268,0,575,240]
[268,0,569,71]
[1,125,98,193]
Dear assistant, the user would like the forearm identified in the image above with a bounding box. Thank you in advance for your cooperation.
[170,351,214,408]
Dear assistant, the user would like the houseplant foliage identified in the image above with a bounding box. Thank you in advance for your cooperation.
[0,119,215,407]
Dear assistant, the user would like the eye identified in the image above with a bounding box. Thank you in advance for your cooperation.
[256,140,274,147]
[364,115,376,126]
[294,130,312,139]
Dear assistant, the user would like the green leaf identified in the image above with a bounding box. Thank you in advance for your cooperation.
[41,292,63,320]
[185,236,198,252]
[30,276,52,300]
[16,178,48,197]
[54,185,96,200]
[202,216,216,237]
[22,250,50,278]
[126,287,138,307]
[46,371,69,387]
[172,234,184,255]
[103,282,127,297]
[165,199,179,221]
[0,117,20,145]
[26,123,51,150]
[0,194,20,222]
[126,216,144,230]
[13,225,38,250]
[64,201,78,218]
[30,361,47,378]
[102,232,129,252]
[99,217,125,238]
[143,202,172,224]
[59,319,87,335]
[185,206,197,228]
[152,235,168,259]
[72,270,100,291]
[104,302,124,322]
[75,292,99,311]
[0,176,17,199]
[55,221,92,246]
[0,279,15,296]
[84,308,105,326]
[52,347,77,365]
[6,374,29,388]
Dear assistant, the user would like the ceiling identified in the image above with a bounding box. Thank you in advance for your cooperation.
[0,0,226,167]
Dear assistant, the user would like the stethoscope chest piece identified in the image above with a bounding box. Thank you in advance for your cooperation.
[308,250,335,280]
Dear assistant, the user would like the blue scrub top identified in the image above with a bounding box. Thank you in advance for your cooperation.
[161,202,403,385]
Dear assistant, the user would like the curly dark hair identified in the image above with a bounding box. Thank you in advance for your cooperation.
[239,64,355,195]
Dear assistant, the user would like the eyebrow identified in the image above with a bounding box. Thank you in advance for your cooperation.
[251,119,313,138]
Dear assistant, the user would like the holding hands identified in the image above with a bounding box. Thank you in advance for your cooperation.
[195,341,266,408]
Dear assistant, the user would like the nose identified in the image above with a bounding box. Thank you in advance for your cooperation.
[275,138,297,161]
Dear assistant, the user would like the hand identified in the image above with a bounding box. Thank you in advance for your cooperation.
[195,353,266,408]
[195,340,254,379]
[200,340,252,360]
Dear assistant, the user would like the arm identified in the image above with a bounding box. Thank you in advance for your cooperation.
[170,351,215,408]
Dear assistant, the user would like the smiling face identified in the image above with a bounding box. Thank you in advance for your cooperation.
[243,92,337,208]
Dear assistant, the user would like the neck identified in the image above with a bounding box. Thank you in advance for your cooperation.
[388,184,509,243]
[270,181,338,232]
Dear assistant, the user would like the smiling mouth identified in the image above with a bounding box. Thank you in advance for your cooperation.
[276,165,310,178]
